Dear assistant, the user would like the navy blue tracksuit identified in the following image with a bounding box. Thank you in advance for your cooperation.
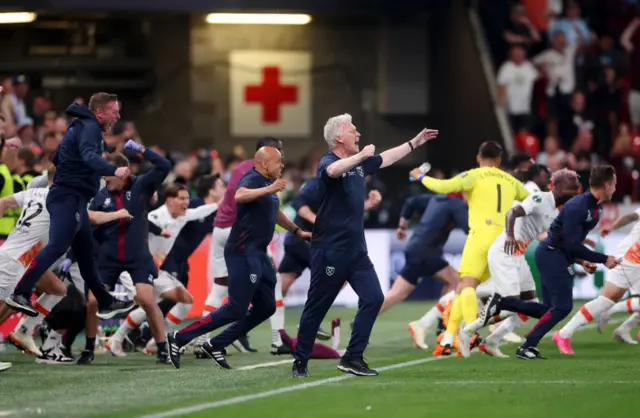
[89,148,171,287]
[501,191,608,348]
[277,178,319,277]
[400,193,468,285]
[295,152,384,363]
[174,168,278,348]
[13,104,120,307]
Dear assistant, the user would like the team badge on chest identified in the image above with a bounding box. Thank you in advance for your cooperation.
[126,191,132,200]
[326,266,335,276]
[356,167,364,177]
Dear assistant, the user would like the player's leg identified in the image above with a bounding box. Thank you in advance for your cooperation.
[7,193,79,315]
[170,252,258,353]
[520,248,574,357]
[342,255,384,376]
[614,312,640,344]
[294,248,348,377]
[203,227,231,315]
[206,255,278,368]
[268,246,288,351]
[598,297,640,332]
[557,283,625,342]
[72,209,134,316]
[10,270,66,357]
[105,271,139,355]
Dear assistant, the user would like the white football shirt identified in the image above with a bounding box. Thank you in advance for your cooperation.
[494,191,557,255]
[524,181,541,194]
[147,203,218,268]
[616,209,640,262]
[1,188,50,266]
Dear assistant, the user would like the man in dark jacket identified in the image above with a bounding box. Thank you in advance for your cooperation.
[90,141,172,363]
[6,93,135,319]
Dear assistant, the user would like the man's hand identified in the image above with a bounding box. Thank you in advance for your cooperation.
[581,261,597,274]
[396,228,408,240]
[268,178,287,194]
[410,128,439,148]
[409,167,423,181]
[115,209,133,222]
[359,144,375,160]
[115,167,131,180]
[364,190,382,211]
[605,256,621,269]
[583,238,597,248]
[160,229,172,238]
[124,139,144,153]
[600,227,612,237]
[504,235,518,255]
[4,136,22,150]
[296,229,312,241]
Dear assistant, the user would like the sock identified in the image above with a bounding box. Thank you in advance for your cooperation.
[42,330,63,351]
[559,296,614,338]
[460,287,478,325]
[156,341,168,355]
[486,314,527,343]
[85,337,96,352]
[270,275,285,346]
[18,294,64,335]
[618,312,640,331]
[418,291,455,329]
[165,303,192,332]
[608,297,640,315]
[441,295,463,346]
[112,308,147,341]
[202,284,228,317]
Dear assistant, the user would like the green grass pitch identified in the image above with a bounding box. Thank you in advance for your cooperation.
[1,302,639,417]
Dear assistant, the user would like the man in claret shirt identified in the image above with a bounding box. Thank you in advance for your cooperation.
[200,136,286,353]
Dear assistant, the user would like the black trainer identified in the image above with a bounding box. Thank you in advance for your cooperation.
[167,332,183,369]
[5,294,38,317]
[436,318,446,336]
[478,293,502,327]
[271,344,292,355]
[77,350,94,365]
[97,299,136,320]
[316,327,331,341]
[156,351,172,365]
[337,356,378,376]
[201,341,231,369]
[292,359,309,378]
[516,346,547,360]
[231,335,257,353]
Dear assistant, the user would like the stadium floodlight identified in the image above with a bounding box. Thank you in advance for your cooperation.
[0,12,37,24]
[205,13,312,25]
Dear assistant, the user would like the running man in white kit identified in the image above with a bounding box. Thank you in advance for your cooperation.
[107,182,222,355]
[461,169,581,357]
[555,207,640,352]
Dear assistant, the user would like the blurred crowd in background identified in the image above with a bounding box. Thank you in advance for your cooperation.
[483,0,640,202]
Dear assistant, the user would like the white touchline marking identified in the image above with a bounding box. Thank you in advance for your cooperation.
[237,360,292,371]
[430,380,640,385]
[138,319,623,418]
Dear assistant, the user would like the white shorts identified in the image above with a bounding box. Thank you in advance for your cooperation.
[0,252,25,301]
[212,226,231,278]
[117,272,137,299]
[606,259,640,294]
[488,243,536,297]
[153,270,185,301]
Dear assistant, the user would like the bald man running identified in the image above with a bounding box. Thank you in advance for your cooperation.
[166,146,311,369]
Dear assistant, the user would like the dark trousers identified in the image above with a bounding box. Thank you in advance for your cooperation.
[13,189,113,307]
[295,249,384,363]
[175,251,276,347]
[521,246,574,348]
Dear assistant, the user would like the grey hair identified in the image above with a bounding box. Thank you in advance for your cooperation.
[323,113,352,150]
[551,168,580,186]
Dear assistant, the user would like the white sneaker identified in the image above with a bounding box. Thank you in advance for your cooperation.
[613,328,638,345]
[408,321,428,350]
[0,361,12,372]
[457,326,472,358]
[106,336,127,357]
[143,338,157,355]
[480,339,509,358]
[35,346,74,364]
[9,329,43,357]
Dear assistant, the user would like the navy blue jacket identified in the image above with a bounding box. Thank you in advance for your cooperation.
[52,104,119,200]
[284,178,320,246]
[90,148,171,266]
[161,198,216,275]
[403,193,468,255]
[543,191,608,264]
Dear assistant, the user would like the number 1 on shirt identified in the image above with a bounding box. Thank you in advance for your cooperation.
[496,184,502,213]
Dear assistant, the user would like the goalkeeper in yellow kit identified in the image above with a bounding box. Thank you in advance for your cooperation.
[409,141,529,357]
